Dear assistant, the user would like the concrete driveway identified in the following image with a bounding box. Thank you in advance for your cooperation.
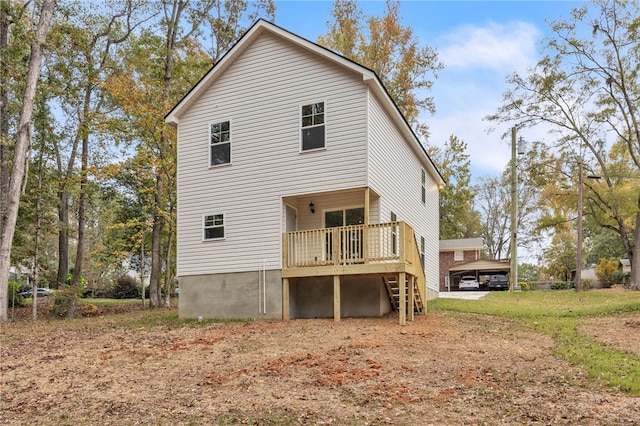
[438,291,489,300]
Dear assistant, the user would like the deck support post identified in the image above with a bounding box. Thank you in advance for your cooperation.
[333,275,341,322]
[398,272,406,325]
[364,187,370,262]
[282,278,290,320]
[408,274,415,321]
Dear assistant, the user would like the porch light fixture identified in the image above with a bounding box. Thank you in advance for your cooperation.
[309,202,315,214]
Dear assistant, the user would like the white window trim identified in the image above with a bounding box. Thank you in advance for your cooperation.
[208,119,232,168]
[299,100,327,153]
[454,250,464,261]
[202,213,225,241]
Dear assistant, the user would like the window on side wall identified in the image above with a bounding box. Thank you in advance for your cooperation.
[300,102,325,151]
[454,250,463,261]
[420,236,425,267]
[210,121,231,166]
[421,169,426,204]
[203,214,224,240]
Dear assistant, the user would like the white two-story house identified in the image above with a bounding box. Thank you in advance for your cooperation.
[165,20,443,323]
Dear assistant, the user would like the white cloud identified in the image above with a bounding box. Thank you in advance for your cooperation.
[425,20,545,180]
[438,21,541,73]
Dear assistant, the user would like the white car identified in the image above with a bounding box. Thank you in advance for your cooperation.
[459,276,480,290]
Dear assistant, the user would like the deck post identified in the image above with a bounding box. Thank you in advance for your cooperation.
[333,275,341,322]
[408,274,415,321]
[398,272,406,325]
[282,278,290,320]
[364,188,370,263]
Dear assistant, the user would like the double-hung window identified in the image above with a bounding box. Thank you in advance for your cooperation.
[301,102,325,151]
[210,121,231,166]
[203,214,224,240]
[420,237,425,267]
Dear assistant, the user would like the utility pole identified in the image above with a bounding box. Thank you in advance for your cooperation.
[510,127,517,292]
[576,162,583,292]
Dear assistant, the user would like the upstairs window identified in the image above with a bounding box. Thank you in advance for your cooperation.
[210,121,231,166]
[301,102,325,151]
[421,169,426,204]
[203,214,225,240]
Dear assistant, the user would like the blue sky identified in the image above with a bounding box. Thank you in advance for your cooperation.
[273,0,586,181]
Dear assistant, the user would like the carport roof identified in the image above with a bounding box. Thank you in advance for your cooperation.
[448,259,510,272]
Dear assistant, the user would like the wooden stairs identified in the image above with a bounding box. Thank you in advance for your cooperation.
[383,275,425,314]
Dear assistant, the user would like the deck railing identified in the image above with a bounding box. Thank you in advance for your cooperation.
[283,222,402,268]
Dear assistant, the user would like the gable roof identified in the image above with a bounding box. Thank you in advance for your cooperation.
[165,19,444,186]
[448,259,510,273]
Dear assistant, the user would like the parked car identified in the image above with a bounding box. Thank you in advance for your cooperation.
[459,276,480,290]
[20,288,54,298]
[486,274,509,291]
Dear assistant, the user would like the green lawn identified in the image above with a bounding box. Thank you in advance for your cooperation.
[431,290,640,395]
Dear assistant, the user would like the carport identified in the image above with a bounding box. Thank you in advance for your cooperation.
[445,259,511,291]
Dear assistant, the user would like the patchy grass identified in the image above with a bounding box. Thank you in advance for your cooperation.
[431,289,640,395]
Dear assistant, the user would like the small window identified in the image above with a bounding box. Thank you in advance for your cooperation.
[454,250,463,261]
[421,169,426,204]
[391,212,398,254]
[301,102,325,151]
[210,121,231,166]
[203,214,224,240]
[420,236,425,267]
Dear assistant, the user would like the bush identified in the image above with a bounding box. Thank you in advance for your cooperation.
[8,281,26,307]
[519,282,530,291]
[612,270,631,287]
[596,258,619,287]
[50,286,77,317]
[551,281,574,290]
[108,275,140,299]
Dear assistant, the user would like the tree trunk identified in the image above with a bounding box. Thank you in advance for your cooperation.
[631,194,640,290]
[163,224,173,308]
[57,189,69,286]
[69,84,93,317]
[31,141,46,320]
[0,0,55,322]
[140,237,145,308]
[0,5,9,237]
[148,174,163,307]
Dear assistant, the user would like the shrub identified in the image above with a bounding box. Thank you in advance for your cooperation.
[82,304,99,317]
[109,275,140,299]
[551,281,573,290]
[596,258,619,287]
[7,281,26,307]
[50,285,77,317]
[518,282,530,291]
[612,270,631,287]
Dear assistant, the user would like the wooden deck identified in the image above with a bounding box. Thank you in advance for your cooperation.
[282,222,426,324]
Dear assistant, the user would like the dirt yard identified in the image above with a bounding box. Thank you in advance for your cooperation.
[1,301,639,425]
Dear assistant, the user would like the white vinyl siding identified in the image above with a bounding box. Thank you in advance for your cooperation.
[367,90,440,292]
[176,32,367,276]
